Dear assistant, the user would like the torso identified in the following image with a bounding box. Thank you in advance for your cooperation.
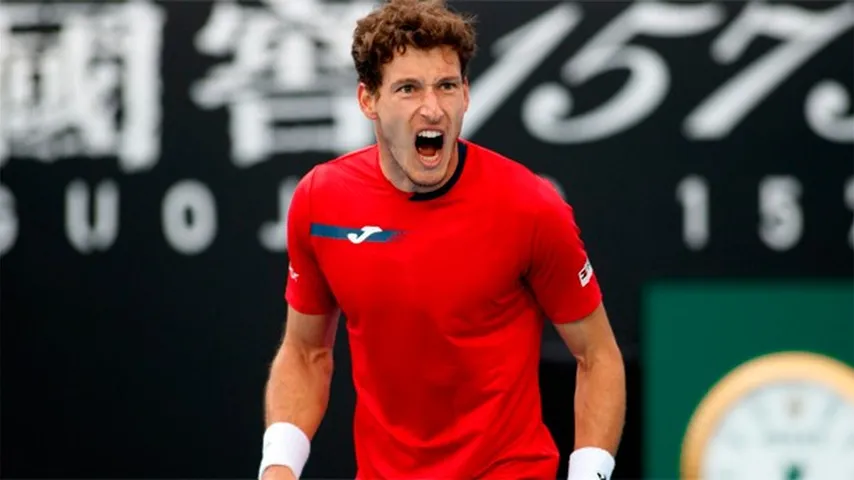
[306,141,560,478]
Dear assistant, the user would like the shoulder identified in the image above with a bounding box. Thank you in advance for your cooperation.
[294,144,378,197]
[307,144,377,188]
[466,140,566,213]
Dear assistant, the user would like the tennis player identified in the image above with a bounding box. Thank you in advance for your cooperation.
[259,1,626,478]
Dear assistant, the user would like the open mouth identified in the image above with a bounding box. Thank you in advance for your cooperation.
[415,130,444,160]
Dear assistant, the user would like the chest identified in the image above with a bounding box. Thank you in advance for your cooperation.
[310,196,530,322]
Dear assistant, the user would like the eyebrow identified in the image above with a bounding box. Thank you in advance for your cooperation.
[390,76,463,90]
[390,78,422,90]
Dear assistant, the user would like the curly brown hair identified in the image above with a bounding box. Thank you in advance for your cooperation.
[351,0,477,94]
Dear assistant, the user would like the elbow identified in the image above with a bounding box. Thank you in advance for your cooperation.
[276,341,335,379]
[575,340,624,373]
[311,347,335,378]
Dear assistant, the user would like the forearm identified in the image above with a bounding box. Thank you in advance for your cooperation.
[573,347,626,455]
[264,342,334,439]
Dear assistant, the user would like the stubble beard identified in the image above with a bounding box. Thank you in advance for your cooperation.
[398,155,445,191]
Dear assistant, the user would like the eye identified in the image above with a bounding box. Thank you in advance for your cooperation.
[397,84,414,94]
[439,82,457,91]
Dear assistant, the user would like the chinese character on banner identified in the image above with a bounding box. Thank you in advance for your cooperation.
[191,0,377,167]
[0,1,165,173]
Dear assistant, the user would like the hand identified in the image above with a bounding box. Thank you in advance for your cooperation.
[261,465,297,480]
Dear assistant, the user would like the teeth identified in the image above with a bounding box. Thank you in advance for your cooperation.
[417,130,442,138]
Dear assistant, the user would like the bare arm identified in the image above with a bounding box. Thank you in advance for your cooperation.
[522,175,624,476]
[265,304,340,436]
[262,305,340,480]
[554,303,626,457]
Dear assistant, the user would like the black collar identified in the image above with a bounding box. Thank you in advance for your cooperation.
[409,141,467,201]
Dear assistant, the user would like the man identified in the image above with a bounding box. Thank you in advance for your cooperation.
[258,0,626,479]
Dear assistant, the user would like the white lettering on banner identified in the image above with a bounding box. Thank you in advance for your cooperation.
[684,1,854,143]
[806,80,854,143]
[758,176,803,252]
[65,180,120,254]
[676,175,710,251]
[0,185,18,257]
[462,4,583,139]
[522,2,725,144]
[675,175,829,252]
[191,0,376,167]
[259,176,300,252]
[162,181,218,255]
[463,1,852,144]
[846,177,854,249]
[0,1,165,172]
[676,174,854,252]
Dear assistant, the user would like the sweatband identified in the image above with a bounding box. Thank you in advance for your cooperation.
[567,446,615,480]
[258,422,311,480]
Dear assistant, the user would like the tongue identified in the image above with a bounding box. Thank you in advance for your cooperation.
[417,145,439,157]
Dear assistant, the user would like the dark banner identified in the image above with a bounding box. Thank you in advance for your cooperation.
[2,1,852,478]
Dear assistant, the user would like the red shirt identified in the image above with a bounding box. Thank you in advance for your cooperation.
[285,140,602,479]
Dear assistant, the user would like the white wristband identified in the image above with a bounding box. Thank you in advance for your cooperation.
[567,447,615,480]
[258,422,311,480]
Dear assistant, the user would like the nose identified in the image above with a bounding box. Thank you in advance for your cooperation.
[418,89,442,123]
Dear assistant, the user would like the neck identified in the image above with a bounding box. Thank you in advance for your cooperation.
[378,142,459,194]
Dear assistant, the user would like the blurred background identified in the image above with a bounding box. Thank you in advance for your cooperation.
[1,0,852,479]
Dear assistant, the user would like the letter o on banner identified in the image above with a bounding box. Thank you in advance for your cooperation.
[162,180,217,255]
[0,185,18,257]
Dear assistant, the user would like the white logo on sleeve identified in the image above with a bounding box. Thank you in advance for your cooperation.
[578,258,593,287]
[288,264,299,281]
[347,226,383,244]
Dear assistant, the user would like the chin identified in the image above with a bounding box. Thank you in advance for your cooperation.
[410,171,447,190]
[408,162,449,190]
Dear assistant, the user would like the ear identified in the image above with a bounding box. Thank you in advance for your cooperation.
[358,83,378,120]
[462,77,470,113]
